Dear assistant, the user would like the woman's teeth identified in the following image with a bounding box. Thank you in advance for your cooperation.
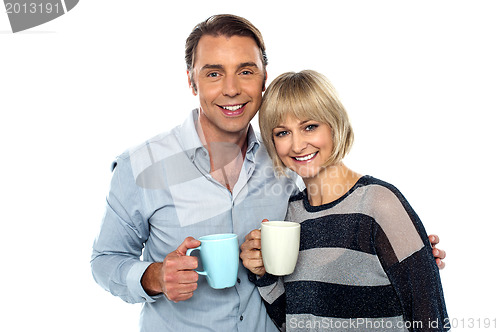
[294,152,317,161]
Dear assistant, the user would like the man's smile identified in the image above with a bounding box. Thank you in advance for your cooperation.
[218,103,248,116]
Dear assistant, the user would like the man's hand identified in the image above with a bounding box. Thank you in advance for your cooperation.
[240,228,266,277]
[141,237,201,302]
[429,234,446,270]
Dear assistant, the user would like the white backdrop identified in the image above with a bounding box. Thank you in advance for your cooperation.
[1,1,499,331]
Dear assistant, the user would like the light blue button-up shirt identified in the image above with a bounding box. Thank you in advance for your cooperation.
[91,109,299,331]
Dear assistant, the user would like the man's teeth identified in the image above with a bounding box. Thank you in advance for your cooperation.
[222,104,244,111]
[294,153,316,161]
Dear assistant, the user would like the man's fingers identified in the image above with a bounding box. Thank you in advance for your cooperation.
[437,259,446,270]
[164,254,199,272]
[165,281,198,302]
[433,247,446,260]
[176,236,201,255]
[170,293,194,303]
[157,237,203,303]
[163,270,199,302]
[175,271,199,288]
[164,268,199,283]
[429,234,440,246]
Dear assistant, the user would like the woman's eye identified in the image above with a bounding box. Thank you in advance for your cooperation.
[274,131,288,137]
[305,124,318,131]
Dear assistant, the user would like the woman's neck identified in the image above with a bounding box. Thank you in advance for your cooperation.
[303,163,363,206]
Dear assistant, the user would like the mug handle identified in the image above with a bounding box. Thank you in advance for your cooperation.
[186,247,207,276]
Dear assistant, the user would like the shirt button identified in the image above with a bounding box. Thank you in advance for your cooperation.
[240,316,243,321]
[237,278,241,284]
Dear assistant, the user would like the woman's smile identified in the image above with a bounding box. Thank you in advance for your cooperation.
[272,115,333,179]
[291,152,318,162]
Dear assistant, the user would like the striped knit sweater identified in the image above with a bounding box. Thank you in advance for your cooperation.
[251,176,448,331]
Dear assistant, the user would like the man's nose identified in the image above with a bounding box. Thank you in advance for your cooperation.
[222,75,241,97]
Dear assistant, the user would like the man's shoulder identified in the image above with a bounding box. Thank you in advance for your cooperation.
[108,129,176,173]
[116,110,197,163]
[114,127,180,162]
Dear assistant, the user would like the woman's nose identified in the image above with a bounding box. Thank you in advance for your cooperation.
[291,134,307,153]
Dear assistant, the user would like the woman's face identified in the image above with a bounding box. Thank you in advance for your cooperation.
[272,115,334,179]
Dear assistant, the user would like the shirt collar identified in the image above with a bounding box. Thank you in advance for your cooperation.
[177,109,261,161]
[245,124,260,162]
[176,109,205,161]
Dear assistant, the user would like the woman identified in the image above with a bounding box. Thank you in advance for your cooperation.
[240,70,448,331]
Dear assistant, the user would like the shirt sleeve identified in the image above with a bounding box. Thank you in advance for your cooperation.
[372,185,449,331]
[91,156,159,304]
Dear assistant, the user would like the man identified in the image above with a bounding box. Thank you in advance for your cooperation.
[91,14,445,331]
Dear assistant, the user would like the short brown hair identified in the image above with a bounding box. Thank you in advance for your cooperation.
[259,70,354,175]
[185,14,268,92]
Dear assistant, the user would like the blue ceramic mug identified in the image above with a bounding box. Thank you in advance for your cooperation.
[186,233,239,289]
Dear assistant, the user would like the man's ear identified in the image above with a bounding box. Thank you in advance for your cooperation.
[187,70,197,95]
[262,70,268,92]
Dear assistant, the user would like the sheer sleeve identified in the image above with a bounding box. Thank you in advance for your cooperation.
[370,184,449,331]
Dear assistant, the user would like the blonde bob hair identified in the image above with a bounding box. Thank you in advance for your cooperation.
[259,70,354,175]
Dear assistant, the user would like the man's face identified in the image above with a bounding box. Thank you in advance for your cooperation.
[188,35,267,140]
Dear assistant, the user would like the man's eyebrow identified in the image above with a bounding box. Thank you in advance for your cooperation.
[200,64,223,71]
[200,62,259,72]
[238,62,259,69]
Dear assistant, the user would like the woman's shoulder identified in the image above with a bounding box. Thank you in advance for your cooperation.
[357,175,406,199]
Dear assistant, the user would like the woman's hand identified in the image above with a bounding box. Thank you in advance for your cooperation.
[240,228,266,277]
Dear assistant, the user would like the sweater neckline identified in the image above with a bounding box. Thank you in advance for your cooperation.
[302,175,370,212]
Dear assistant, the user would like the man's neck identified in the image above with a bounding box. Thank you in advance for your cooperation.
[196,115,249,152]
[196,113,249,192]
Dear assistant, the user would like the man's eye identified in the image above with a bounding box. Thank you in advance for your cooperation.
[208,72,219,78]
[241,70,252,75]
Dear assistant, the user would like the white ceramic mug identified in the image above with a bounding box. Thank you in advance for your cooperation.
[261,221,300,276]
